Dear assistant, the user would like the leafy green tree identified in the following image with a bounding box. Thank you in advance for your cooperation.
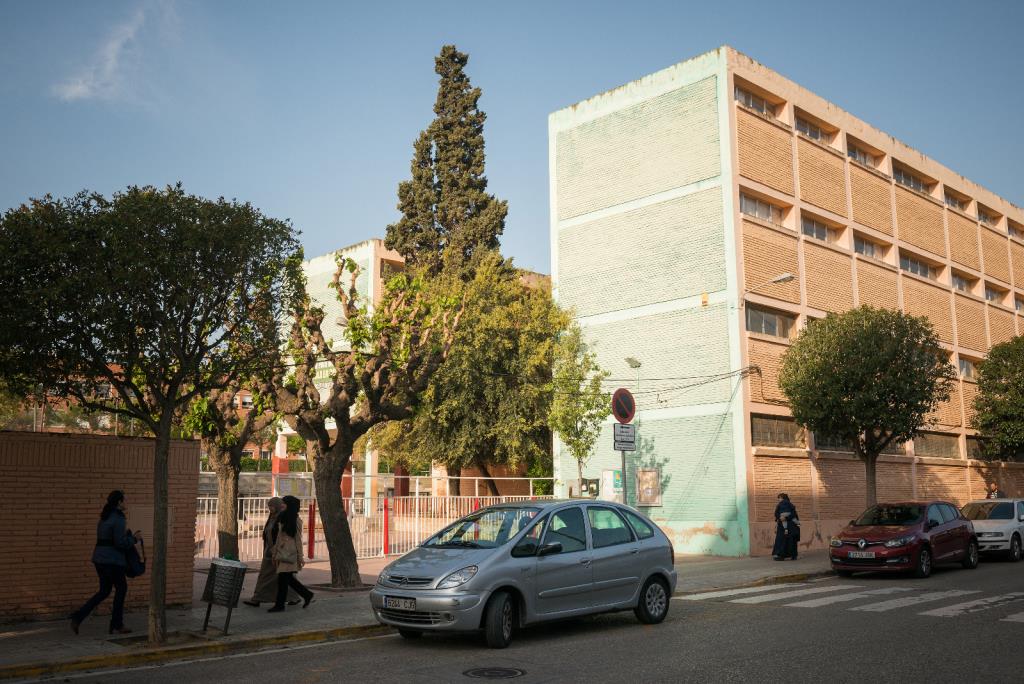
[273,258,462,586]
[372,255,567,495]
[549,325,611,497]
[0,185,301,643]
[779,306,956,507]
[972,336,1024,460]
[385,44,506,277]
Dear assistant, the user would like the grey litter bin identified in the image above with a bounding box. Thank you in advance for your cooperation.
[201,558,249,634]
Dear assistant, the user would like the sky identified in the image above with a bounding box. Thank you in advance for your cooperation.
[2,0,1022,275]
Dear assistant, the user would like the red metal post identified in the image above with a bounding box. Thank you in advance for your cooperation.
[383,497,390,557]
[473,498,480,511]
[307,501,316,560]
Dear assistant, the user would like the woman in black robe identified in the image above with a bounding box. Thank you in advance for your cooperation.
[772,493,800,560]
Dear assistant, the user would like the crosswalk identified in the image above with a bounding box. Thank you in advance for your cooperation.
[676,583,1024,623]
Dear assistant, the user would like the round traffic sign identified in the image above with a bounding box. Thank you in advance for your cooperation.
[611,388,635,424]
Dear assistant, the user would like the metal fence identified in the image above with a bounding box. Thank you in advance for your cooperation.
[195,494,553,562]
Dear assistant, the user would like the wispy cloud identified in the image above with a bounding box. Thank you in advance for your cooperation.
[52,6,147,102]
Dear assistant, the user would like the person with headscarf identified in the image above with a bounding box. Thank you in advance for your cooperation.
[268,495,314,612]
[243,497,299,607]
[772,492,800,560]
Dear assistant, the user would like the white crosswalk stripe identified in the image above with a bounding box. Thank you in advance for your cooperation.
[1002,611,1024,623]
[785,586,913,607]
[850,590,981,612]
[918,593,1024,618]
[675,583,810,601]
[731,585,861,604]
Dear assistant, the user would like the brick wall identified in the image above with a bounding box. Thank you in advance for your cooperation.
[742,221,800,303]
[797,139,847,216]
[928,381,963,430]
[748,338,788,404]
[895,187,947,258]
[980,228,1011,285]
[737,109,794,194]
[856,259,899,309]
[901,276,953,343]
[947,211,981,270]
[954,294,987,351]
[1010,241,1024,286]
[0,431,198,620]
[850,166,893,235]
[804,243,854,312]
[988,305,1016,348]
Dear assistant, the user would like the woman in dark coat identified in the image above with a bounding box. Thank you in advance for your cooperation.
[772,493,800,560]
[70,490,141,634]
[268,496,314,612]
[243,497,298,607]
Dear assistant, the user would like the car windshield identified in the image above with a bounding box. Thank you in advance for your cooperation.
[424,507,540,549]
[961,502,1014,521]
[853,505,924,526]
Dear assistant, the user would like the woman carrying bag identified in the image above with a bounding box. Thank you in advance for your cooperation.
[268,495,314,612]
[243,497,298,607]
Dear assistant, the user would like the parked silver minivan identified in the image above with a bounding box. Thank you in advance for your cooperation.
[369,500,677,648]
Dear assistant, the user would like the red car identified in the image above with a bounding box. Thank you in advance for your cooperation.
[829,501,979,578]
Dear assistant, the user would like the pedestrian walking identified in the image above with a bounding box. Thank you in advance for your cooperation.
[986,482,1007,499]
[267,495,314,612]
[243,497,299,607]
[70,490,143,635]
[772,493,800,561]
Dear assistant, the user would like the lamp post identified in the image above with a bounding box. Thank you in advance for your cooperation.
[740,272,795,305]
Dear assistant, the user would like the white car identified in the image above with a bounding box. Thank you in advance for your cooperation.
[960,499,1024,561]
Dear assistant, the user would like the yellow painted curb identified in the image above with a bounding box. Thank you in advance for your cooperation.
[0,623,391,680]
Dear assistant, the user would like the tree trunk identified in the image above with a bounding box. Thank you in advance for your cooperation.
[577,459,584,499]
[313,451,361,587]
[450,466,461,496]
[214,459,240,560]
[474,458,500,496]
[149,415,171,645]
[864,452,878,508]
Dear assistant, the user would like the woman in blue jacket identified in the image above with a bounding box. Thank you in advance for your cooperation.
[70,490,142,635]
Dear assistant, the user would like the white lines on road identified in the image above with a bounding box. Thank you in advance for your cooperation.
[1002,611,1024,623]
[731,585,862,604]
[850,590,982,613]
[676,583,810,601]
[785,587,913,608]
[918,592,1024,618]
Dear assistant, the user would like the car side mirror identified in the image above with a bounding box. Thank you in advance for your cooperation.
[537,542,563,557]
[926,520,939,530]
[511,541,538,558]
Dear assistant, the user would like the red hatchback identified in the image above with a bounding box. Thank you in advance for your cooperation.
[829,501,979,578]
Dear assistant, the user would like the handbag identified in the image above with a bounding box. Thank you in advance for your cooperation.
[125,540,146,578]
[274,539,297,565]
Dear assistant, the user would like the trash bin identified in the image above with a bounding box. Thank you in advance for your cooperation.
[201,558,249,634]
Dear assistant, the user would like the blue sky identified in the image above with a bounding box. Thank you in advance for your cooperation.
[2,0,1022,274]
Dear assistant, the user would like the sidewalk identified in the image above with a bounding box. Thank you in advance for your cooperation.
[0,551,830,680]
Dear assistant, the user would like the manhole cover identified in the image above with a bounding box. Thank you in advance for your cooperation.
[463,667,526,679]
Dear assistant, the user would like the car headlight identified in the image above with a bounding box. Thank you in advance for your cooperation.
[884,535,915,548]
[376,569,390,585]
[829,537,843,548]
[437,565,478,589]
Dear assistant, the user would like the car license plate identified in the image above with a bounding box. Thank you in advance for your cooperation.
[384,597,416,611]
[848,551,875,559]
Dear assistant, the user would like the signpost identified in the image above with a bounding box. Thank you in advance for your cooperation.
[611,388,636,504]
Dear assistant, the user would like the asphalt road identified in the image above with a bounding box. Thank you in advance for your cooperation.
[67,558,1024,683]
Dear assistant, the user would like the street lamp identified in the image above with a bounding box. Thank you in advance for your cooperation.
[740,272,795,306]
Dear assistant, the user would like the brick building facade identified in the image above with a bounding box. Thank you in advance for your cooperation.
[550,46,1024,556]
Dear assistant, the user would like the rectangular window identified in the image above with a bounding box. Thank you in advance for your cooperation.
[978,209,994,226]
[750,415,804,448]
[1010,223,1024,240]
[985,286,1004,303]
[854,236,880,259]
[1016,298,1024,312]
[241,396,254,409]
[893,167,928,193]
[735,86,772,116]
[815,433,856,452]
[914,433,961,459]
[847,144,872,166]
[900,254,935,280]
[958,357,976,380]
[944,193,967,211]
[801,217,836,243]
[796,117,829,142]
[746,305,795,339]
[951,274,972,292]
[740,193,784,225]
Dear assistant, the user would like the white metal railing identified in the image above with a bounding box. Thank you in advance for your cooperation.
[195,494,553,562]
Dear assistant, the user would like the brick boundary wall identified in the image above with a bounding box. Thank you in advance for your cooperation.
[0,431,199,621]
[750,450,1024,555]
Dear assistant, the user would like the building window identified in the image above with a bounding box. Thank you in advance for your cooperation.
[958,357,976,380]
[893,167,928,193]
[740,193,784,225]
[944,193,967,211]
[951,273,973,292]
[751,415,803,448]
[796,117,829,142]
[241,395,254,409]
[848,144,873,166]
[984,285,1005,304]
[815,433,855,452]
[1009,223,1024,240]
[900,254,936,280]
[854,236,881,259]
[801,217,836,243]
[1016,297,1024,312]
[978,208,995,226]
[735,86,772,117]
[914,432,961,459]
[966,436,983,460]
[746,306,795,339]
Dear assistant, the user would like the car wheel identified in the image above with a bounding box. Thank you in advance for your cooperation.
[483,591,514,649]
[914,546,932,578]
[398,628,422,640]
[1010,535,1022,562]
[962,540,979,569]
[634,576,670,625]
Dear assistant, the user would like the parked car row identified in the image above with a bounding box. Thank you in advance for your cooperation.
[829,498,1024,578]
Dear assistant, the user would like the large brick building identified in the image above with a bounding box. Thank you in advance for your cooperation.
[549,46,1024,556]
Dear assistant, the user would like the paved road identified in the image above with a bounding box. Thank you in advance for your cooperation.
[68,558,1024,683]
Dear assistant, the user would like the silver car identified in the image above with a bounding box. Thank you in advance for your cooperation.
[369,500,677,648]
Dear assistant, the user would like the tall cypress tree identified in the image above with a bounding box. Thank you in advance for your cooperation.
[386,45,507,276]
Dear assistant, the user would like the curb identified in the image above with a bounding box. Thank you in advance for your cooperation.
[0,622,392,681]
[675,568,836,596]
